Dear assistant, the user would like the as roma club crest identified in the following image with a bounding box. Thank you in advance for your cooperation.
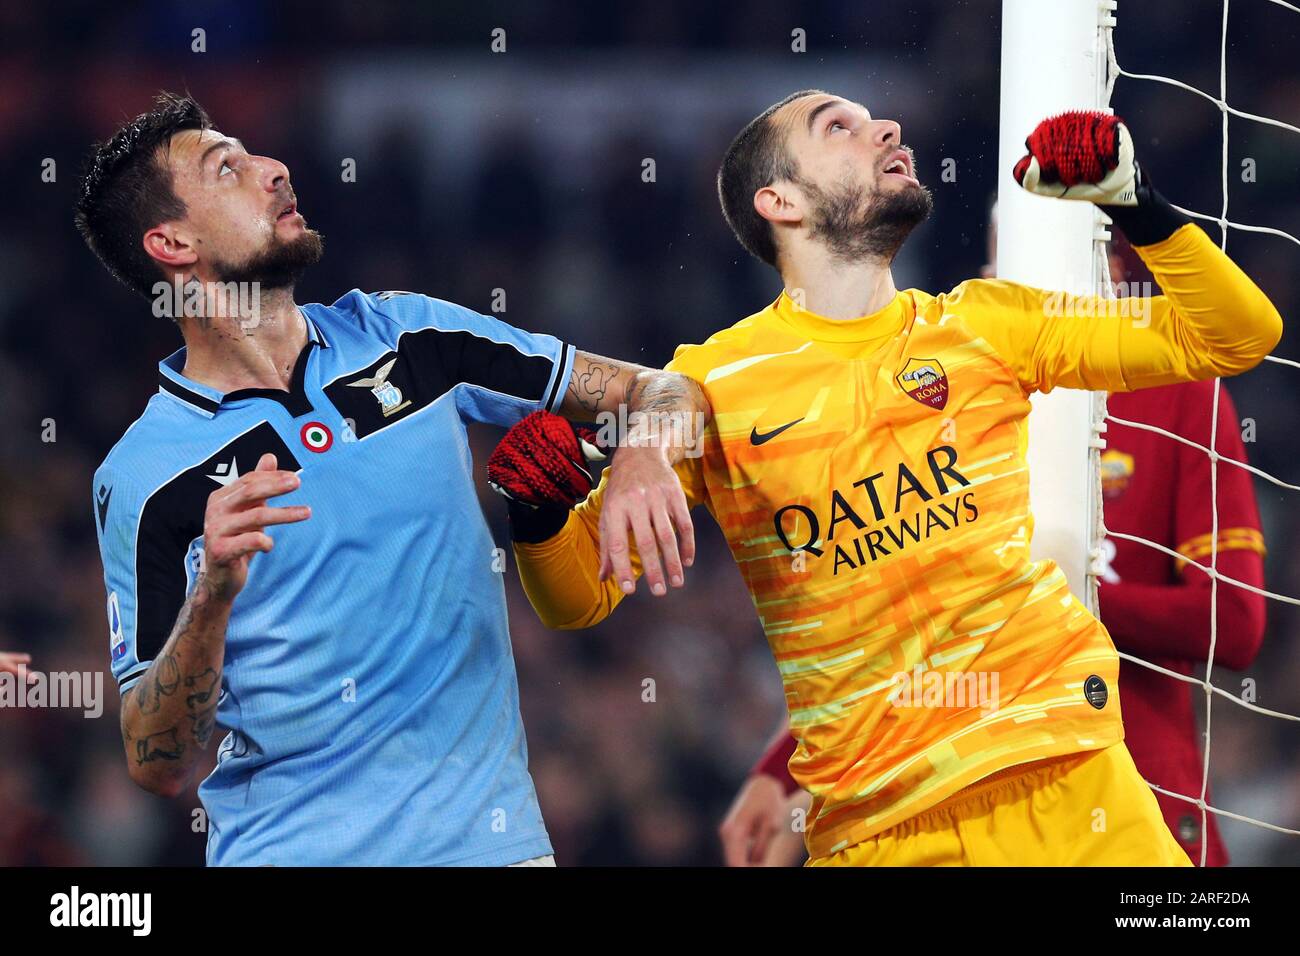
[1100,449,1134,500]
[896,357,949,410]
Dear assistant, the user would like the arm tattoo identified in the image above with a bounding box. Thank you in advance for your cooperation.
[624,370,709,462]
[119,571,231,790]
[189,702,218,748]
[628,371,703,416]
[185,667,221,747]
[184,668,219,709]
[135,727,185,765]
[567,358,617,414]
[135,655,180,716]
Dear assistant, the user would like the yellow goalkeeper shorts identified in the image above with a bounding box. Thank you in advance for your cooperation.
[807,743,1193,867]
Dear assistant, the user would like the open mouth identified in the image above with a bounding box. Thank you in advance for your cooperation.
[276,201,298,221]
[882,150,918,184]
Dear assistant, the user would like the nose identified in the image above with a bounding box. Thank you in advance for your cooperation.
[259,155,291,194]
[872,120,902,149]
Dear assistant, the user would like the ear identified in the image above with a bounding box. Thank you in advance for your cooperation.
[754,183,803,228]
[142,223,198,271]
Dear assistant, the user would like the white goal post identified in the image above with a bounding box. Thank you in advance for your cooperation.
[996,0,1300,864]
[996,0,1115,610]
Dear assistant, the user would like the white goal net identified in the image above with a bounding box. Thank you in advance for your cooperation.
[1000,0,1299,865]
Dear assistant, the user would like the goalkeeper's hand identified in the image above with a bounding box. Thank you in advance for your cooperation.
[1013,111,1139,205]
[1013,110,1189,245]
[487,411,606,543]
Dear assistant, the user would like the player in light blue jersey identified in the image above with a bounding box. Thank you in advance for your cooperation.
[74,92,708,865]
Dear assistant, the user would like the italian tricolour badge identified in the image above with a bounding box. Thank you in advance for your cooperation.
[300,421,334,453]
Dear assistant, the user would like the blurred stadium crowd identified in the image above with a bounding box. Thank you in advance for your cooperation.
[0,0,1297,865]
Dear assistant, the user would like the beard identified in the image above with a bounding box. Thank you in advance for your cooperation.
[211,227,325,290]
[800,174,933,264]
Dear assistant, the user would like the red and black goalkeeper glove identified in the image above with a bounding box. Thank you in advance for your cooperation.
[487,410,607,543]
[1013,110,1188,245]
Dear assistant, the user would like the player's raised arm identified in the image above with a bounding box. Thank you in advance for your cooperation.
[487,408,708,629]
[557,351,711,596]
[972,112,1283,395]
[116,454,309,797]
[365,294,711,596]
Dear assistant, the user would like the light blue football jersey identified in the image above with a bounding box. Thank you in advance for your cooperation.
[92,290,574,865]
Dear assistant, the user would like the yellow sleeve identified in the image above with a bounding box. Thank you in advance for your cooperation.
[513,346,711,632]
[952,222,1283,394]
[513,452,707,629]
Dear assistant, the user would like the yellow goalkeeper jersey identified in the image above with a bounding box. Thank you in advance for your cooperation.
[514,223,1281,859]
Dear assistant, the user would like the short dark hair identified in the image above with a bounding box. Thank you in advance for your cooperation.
[717,89,823,268]
[74,91,211,299]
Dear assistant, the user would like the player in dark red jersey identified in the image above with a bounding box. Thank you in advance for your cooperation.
[720,236,1268,868]
[1099,377,1265,865]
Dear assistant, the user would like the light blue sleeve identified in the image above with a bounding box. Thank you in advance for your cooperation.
[362,291,576,428]
[92,465,153,694]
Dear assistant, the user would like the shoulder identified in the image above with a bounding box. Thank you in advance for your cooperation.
[308,290,490,334]
[304,289,437,336]
[92,397,192,536]
[307,290,557,354]
[94,396,265,521]
[666,310,779,382]
[96,394,191,489]
[931,278,1046,314]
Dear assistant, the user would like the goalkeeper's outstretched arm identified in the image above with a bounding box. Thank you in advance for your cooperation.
[987,112,1284,394]
[958,220,1282,394]
[514,478,630,630]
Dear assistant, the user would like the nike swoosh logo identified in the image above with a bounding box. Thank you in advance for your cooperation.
[750,418,804,446]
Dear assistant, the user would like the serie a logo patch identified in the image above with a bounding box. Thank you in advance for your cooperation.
[896,357,949,410]
[107,591,127,662]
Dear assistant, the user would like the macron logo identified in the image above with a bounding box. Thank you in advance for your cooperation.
[49,886,151,937]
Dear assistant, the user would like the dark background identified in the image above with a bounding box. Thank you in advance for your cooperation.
[0,0,1296,865]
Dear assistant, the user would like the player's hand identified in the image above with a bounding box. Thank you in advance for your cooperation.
[0,651,36,683]
[598,443,694,598]
[719,774,806,867]
[201,453,310,601]
[487,411,605,508]
[1013,111,1139,206]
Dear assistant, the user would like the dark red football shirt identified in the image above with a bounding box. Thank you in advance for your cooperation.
[1098,381,1266,866]
[751,380,1266,867]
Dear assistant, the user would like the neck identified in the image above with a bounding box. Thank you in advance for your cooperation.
[779,248,898,320]
[178,285,306,393]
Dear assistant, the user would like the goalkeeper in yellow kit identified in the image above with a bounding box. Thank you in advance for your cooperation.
[488,91,1282,866]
